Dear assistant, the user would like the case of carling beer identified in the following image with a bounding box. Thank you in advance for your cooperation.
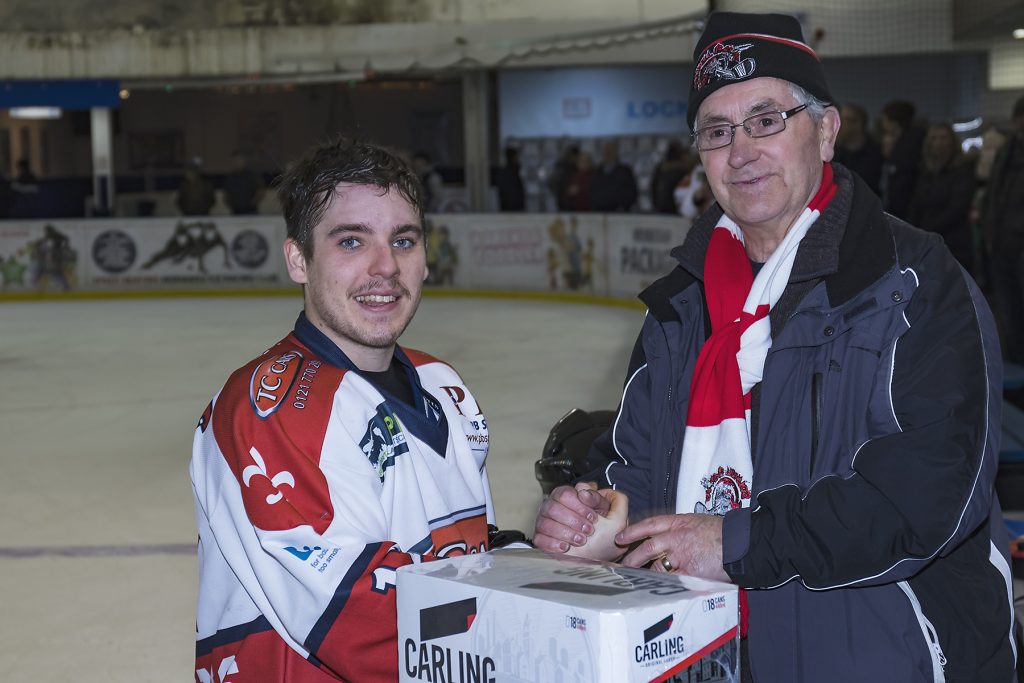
[397,548,739,683]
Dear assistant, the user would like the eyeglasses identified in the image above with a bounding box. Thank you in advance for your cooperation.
[692,104,809,152]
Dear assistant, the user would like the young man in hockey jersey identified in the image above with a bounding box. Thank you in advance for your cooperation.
[191,138,494,681]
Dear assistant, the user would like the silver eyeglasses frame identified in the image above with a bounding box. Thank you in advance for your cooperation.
[692,104,809,152]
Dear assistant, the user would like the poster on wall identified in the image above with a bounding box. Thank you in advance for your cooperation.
[437,213,608,294]
[82,216,287,290]
[606,215,691,298]
[0,222,86,293]
[0,213,690,299]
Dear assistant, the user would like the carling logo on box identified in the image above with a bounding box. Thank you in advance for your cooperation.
[636,613,686,664]
[420,598,477,641]
[404,598,496,682]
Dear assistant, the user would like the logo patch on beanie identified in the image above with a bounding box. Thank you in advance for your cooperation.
[694,42,756,91]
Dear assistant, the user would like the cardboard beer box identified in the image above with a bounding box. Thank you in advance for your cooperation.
[396,548,739,683]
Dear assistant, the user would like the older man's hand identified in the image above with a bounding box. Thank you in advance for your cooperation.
[616,513,731,583]
[533,482,614,554]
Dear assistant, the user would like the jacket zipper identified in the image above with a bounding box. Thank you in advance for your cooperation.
[898,580,947,682]
[810,372,823,478]
[664,384,673,508]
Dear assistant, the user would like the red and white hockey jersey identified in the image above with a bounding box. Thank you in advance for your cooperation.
[191,314,494,682]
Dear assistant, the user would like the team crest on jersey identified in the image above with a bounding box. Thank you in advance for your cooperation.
[695,466,751,515]
[360,403,410,481]
[693,41,756,91]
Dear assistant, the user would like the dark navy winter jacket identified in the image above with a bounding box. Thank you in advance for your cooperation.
[588,165,1016,682]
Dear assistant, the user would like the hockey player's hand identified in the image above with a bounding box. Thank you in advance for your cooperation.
[616,513,731,583]
[533,482,617,554]
[564,486,629,562]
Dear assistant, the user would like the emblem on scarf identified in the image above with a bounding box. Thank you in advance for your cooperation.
[696,466,751,515]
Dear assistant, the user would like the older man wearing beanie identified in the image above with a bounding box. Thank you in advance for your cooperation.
[533,11,1015,682]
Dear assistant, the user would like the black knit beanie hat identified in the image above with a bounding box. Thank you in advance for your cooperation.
[688,12,833,130]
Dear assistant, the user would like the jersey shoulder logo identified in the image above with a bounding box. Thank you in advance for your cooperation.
[248,349,304,419]
[359,403,410,481]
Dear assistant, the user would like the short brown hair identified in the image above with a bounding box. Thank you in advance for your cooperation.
[275,137,425,257]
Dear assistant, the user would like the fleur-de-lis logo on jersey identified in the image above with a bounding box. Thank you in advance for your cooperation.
[242,446,295,505]
[196,655,238,683]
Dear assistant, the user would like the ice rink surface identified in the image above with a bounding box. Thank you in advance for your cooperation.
[0,294,643,681]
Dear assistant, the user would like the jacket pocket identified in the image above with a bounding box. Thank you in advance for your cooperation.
[897,580,947,682]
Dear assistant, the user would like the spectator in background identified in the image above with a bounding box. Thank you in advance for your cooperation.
[494,146,526,211]
[879,100,925,220]
[977,126,1007,185]
[673,163,713,220]
[13,158,37,186]
[907,122,977,274]
[412,151,444,213]
[10,156,40,216]
[223,151,264,215]
[982,95,1024,363]
[177,159,215,216]
[970,126,1009,291]
[0,170,11,219]
[549,144,580,211]
[590,140,637,212]
[10,158,41,219]
[834,103,883,194]
[650,139,692,214]
[561,151,594,212]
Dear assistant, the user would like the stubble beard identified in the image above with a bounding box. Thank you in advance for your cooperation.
[310,279,420,351]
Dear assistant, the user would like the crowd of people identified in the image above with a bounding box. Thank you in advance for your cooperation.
[524,93,1024,371]
[834,95,1024,369]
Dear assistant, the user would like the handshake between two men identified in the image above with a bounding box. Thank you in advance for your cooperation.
[531,482,731,583]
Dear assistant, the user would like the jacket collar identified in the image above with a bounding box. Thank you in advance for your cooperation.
[650,163,894,312]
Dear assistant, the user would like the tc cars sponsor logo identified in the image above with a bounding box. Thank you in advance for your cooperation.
[249,350,303,419]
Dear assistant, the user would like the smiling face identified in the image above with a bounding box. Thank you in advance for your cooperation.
[696,77,839,247]
[284,183,427,371]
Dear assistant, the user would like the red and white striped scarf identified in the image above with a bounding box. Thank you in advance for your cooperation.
[675,163,836,635]
[676,163,837,517]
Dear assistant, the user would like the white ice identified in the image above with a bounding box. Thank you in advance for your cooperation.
[0,294,642,681]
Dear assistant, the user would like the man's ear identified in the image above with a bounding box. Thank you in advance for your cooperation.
[819,107,841,163]
[284,239,308,285]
